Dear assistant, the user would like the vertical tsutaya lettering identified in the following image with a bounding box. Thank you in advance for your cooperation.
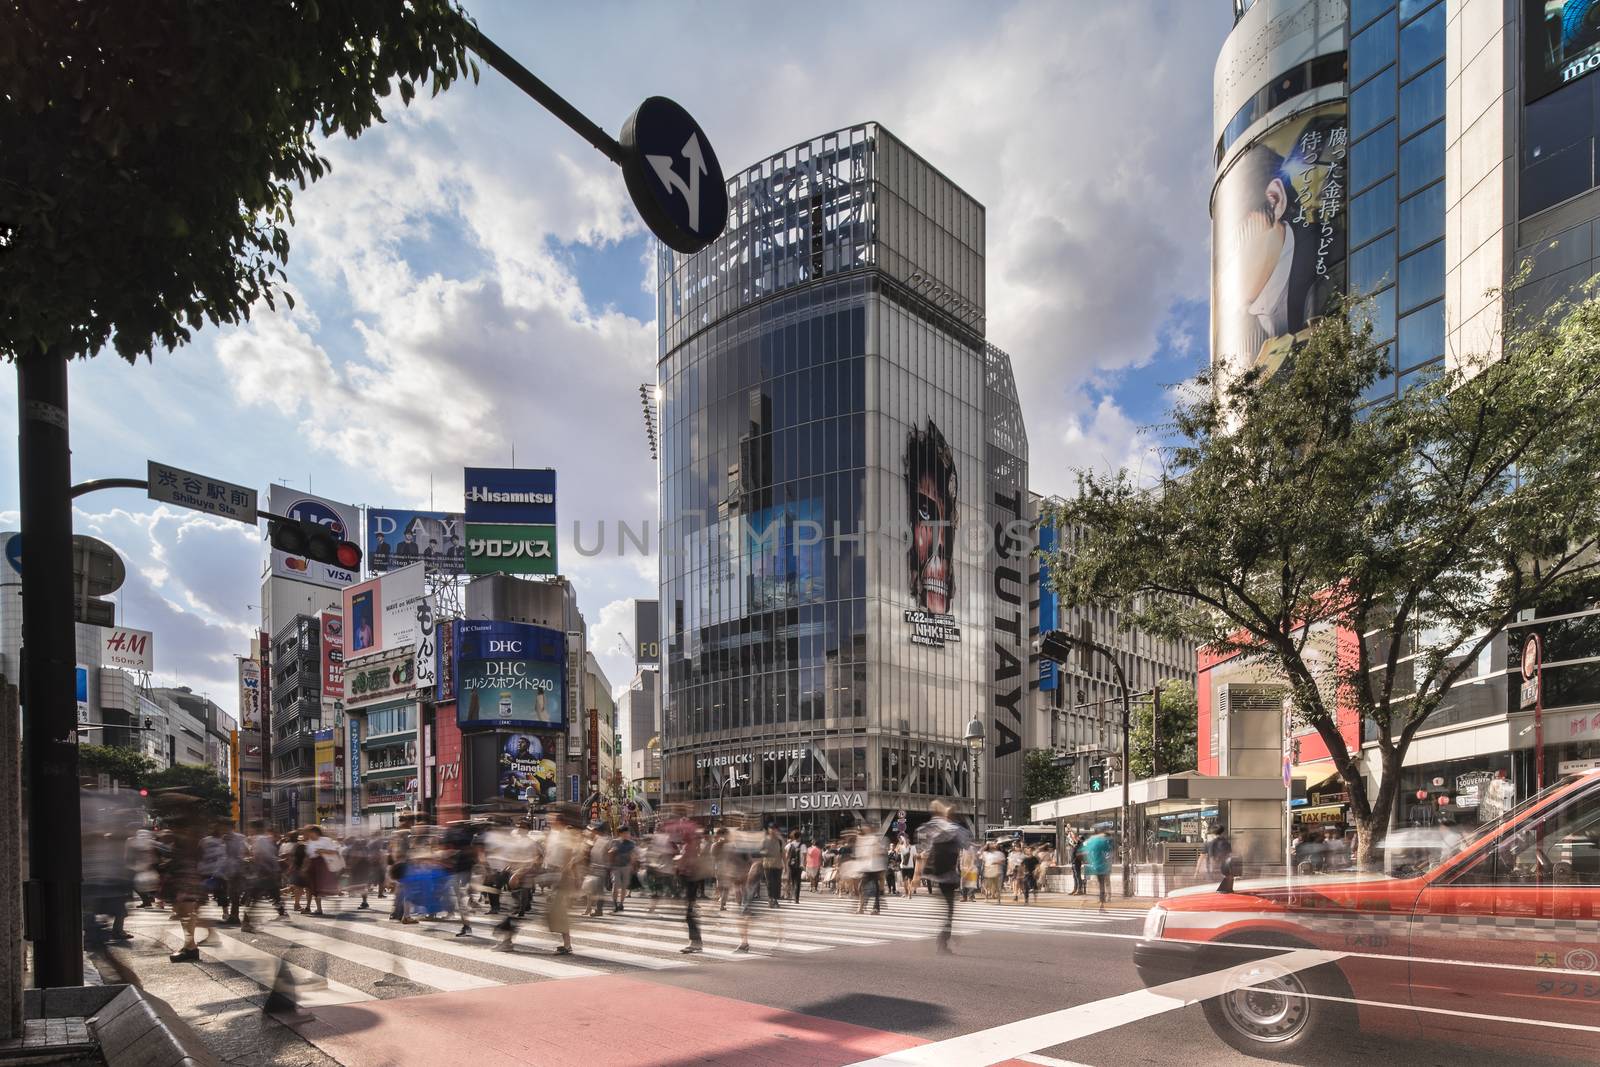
[992,487,1025,759]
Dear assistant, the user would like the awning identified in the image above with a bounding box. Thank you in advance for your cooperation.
[1030,771,1300,822]
[1293,762,1344,792]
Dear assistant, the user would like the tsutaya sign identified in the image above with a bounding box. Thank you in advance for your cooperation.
[786,791,867,811]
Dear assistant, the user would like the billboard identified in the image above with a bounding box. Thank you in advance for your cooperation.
[100,625,154,671]
[1212,101,1348,382]
[497,733,560,804]
[314,729,336,818]
[320,611,344,707]
[267,486,361,589]
[634,599,660,667]
[1526,0,1600,101]
[367,509,465,575]
[464,522,558,576]
[1037,519,1059,692]
[463,467,557,525]
[901,419,961,648]
[342,562,426,660]
[238,657,260,731]
[453,620,567,730]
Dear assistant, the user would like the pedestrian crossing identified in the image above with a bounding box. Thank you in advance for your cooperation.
[121,893,1148,1007]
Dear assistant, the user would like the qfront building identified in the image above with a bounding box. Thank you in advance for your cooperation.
[655,124,1034,839]
[1212,0,1600,824]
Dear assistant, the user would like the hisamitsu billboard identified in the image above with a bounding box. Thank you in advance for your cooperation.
[463,467,557,525]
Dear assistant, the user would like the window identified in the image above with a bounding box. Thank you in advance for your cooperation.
[1350,178,1401,247]
[1398,3,1444,80]
[1399,242,1444,313]
[1454,784,1600,886]
[1351,11,1397,86]
[1521,142,1595,217]
[1351,0,1395,33]
[1524,80,1594,166]
[1351,233,1397,295]
[1399,122,1444,196]
[1398,301,1444,369]
[1350,122,1398,193]
[1399,182,1445,252]
[1352,67,1398,138]
[1398,63,1444,137]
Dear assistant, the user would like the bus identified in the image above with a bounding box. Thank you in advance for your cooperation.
[983,824,1056,848]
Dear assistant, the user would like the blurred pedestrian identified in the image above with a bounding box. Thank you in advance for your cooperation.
[610,826,638,913]
[785,829,804,903]
[156,794,206,963]
[1083,826,1114,912]
[913,800,970,955]
[761,824,785,908]
[856,827,887,915]
[1019,846,1041,905]
[806,839,823,892]
[980,842,1004,902]
[900,837,918,897]
[670,810,709,953]
[1067,830,1085,894]
[301,825,340,916]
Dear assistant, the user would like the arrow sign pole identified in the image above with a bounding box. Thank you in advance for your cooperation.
[468,30,626,166]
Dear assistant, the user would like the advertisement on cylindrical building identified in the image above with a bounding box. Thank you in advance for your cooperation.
[1526,0,1600,101]
[1212,102,1348,381]
[453,620,567,730]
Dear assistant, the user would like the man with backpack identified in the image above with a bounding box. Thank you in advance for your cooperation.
[912,800,971,954]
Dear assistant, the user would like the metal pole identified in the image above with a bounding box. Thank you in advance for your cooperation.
[1112,657,1132,898]
[1151,683,1164,777]
[1534,635,1545,794]
[468,31,627,167]
[17,349,84,988]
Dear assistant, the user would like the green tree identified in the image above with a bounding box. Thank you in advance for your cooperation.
[77,744,155,789]
[147,764,233,820]
[1046,286,1600,865]
[1,0,479,363]
[1128,678,1198,781]
[1021,747,1072,816]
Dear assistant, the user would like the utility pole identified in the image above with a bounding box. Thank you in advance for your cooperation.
[17,349,83,988]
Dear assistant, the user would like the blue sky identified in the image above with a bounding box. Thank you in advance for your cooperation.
[0,1,1231,715]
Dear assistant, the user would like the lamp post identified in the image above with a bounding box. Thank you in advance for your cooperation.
[964,717,984,837]
[1036,630,1133,897]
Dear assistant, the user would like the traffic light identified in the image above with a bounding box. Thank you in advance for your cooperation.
[268,516,362,570]
[1087,762,1106,792]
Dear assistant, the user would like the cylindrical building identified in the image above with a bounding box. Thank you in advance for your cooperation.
[655,124,1032,840]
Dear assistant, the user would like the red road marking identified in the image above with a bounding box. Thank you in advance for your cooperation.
[282,973,1035,1067]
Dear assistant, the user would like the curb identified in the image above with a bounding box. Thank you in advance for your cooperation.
[89,986,223,1067]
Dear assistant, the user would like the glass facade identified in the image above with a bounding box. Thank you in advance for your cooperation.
[656,124,1027,837]
[1346,0,1446,404]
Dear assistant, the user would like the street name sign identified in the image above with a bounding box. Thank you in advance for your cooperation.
[148,461,258,525]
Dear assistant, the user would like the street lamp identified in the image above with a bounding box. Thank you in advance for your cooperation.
[964,717,984,836]
[1036,630,1133,897]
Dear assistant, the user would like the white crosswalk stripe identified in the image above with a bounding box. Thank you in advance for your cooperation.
[125,893,1143,1007]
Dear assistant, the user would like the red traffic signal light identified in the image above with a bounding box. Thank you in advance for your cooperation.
[268,517,361,571]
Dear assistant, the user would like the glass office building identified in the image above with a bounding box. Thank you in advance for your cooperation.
[655,124,1031,837]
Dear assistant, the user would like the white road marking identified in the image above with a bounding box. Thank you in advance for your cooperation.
[129,916,372,1006]
[244,922,502,991]
[303,913,629,975]
[1018,1055,1095,1067]
[843,948,1346,1067]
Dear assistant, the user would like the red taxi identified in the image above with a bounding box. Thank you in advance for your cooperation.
[1135,768,1600,1061]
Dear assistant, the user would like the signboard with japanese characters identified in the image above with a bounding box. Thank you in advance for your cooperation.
[147,461,258,525]
[342,648,418,709]
[465,522,558,576]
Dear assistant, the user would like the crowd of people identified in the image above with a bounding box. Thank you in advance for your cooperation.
[82,794,1098,962]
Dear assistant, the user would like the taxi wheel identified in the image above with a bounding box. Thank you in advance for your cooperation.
[1200,955,1350,1060]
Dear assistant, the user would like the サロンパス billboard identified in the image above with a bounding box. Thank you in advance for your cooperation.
[453,620,567,730]
[1212,102,1348,382]
[464,523,558,576]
